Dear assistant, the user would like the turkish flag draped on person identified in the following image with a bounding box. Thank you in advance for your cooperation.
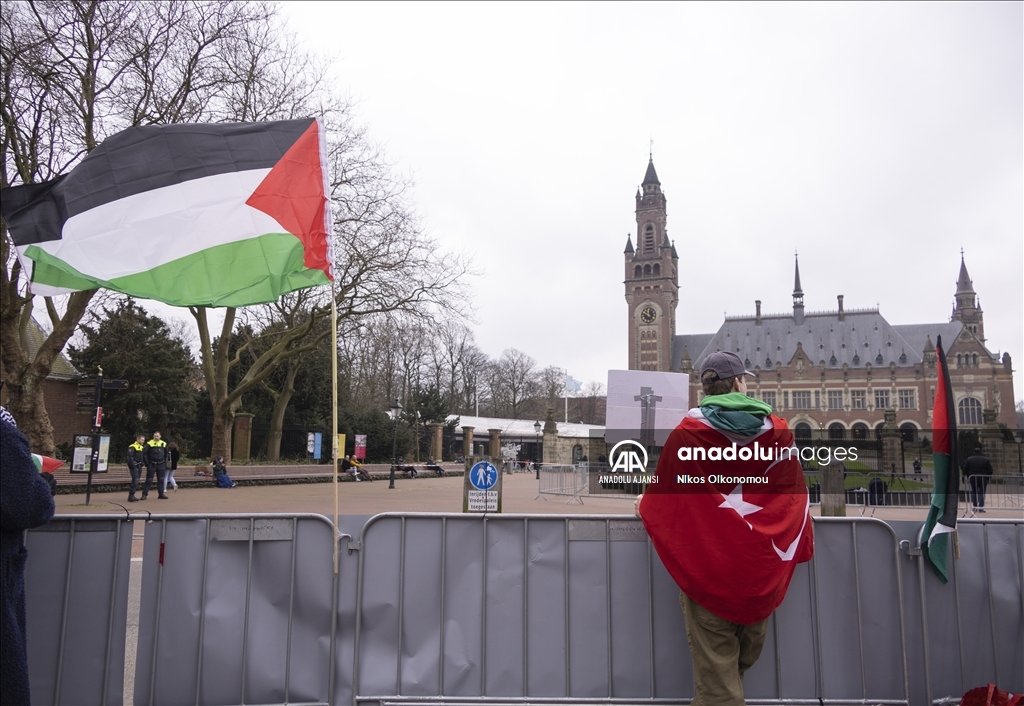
[640,410,814,625]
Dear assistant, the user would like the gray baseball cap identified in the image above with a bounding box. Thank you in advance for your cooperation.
[699,351,755,381]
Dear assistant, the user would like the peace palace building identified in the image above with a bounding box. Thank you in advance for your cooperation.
[624,158,1017,440]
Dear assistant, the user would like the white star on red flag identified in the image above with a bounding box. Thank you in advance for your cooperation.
[718,484,762,528]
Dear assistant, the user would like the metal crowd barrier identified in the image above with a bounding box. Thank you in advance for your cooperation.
[24,514,1023,705]
[536,464,589,504]
[352,514,911,705]
[803,472,1024,516]
[963,474,1024,516]
[896,519,1024,705]
[24,517,134,706]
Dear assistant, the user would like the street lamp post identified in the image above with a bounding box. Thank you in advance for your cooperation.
[389,399,402,490]
[534,420,542,480]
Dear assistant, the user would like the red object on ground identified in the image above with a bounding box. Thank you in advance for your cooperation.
[960,684,1023,706]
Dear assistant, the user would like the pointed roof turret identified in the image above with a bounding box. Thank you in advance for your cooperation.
[956,250,974,294]
[642,158,660,186]
[623,234,634,254]
[793,252,804,298]
[792,252,805,325]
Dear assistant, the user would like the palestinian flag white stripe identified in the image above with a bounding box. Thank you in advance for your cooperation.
[1,118,332,308]
[20,169,281,282]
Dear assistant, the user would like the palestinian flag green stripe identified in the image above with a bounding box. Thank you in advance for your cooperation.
[0,118,332,307]
[25,233,328,307]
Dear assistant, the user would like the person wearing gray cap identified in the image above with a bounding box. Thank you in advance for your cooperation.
[636,350,814,705]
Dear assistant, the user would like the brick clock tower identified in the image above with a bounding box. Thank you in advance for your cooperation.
[624,157,679,371]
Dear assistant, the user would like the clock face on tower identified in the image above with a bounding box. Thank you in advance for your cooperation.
[640,306,657,324]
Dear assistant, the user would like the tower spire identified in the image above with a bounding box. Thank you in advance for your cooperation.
[642,157,660,186]
[792,252,805,325]
[952,251,984,342]
[956,250,974,294]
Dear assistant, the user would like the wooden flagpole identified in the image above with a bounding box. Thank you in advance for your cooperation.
[332,290,340,573]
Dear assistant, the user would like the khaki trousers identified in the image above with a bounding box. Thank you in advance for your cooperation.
[680,592,769,706]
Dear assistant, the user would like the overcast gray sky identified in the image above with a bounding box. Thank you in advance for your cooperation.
[280,1,1022,401]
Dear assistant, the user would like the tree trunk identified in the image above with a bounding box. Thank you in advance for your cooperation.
[0,276,95,454]
[3,373,55,455]
[210,407,234,461]
[265,359,299,462]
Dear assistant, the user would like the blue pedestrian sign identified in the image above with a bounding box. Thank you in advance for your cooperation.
[469,461,498,490]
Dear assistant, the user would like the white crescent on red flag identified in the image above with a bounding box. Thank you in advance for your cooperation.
[640,411,813,625]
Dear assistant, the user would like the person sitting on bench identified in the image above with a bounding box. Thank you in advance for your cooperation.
[212,456,236,488]
[396,457,418,477]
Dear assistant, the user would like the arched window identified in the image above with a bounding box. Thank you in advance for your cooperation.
[899,423,918,442]
[572,444,583,464]
[851,423,869,440]
[653,263,660,276]
[956,354,962,366]
[972,354,978,366]
[634,265,642,277]
[795,423,813,440]
[643,264,652,276]
[644,224,655,252]
[828,423,845,440]
[958,397,983,426]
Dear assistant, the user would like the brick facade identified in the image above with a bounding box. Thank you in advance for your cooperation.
[624,159,1017,438]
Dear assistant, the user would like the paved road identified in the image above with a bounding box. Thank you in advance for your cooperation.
[54,471,1019,521]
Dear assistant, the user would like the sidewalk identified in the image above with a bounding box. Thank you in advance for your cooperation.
[53,471,1022,520]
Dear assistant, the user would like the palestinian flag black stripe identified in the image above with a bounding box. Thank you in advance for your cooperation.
[0,118,332,307]
[2,119,313,246]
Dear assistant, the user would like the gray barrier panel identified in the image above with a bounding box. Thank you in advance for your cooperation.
[22,514,1019,705]
[352,514,910,705]
[25,517,133,706]
[133,514,340,706]
[889,519,1024,705]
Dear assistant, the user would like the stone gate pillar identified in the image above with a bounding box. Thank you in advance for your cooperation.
[232,413,254,461]
[878,409,903,475]
[462,426,475,470]
[429,422,444,461]
[488,428,502,459]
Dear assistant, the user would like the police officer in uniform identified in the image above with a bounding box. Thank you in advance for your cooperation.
[127,434,146,502]
[143,431,170,500]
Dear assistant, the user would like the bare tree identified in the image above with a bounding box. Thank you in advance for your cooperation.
[487,348,538,419]
[575,380,606,425]
[1,0,268,453]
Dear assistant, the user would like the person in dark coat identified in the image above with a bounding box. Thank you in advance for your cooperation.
[1,408,56,705]
[126,435,146,502]
[143,431,170,499]
[212,456,236,488]
[961,447,994,512]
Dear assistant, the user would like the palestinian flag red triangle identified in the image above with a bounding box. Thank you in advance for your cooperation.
[0,118,333,307]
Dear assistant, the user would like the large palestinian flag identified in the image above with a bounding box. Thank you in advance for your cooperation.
[920,335,958,583]
[0,118,332,307]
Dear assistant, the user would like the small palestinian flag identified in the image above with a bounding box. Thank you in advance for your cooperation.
[0,118,332,307]
[32,453,64,474]
[920,335,958,582]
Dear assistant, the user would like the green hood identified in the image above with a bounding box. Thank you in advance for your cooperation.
[699,392,772,436]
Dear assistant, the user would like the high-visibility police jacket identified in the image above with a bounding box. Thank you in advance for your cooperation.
[144,438,169,467]
[127,442,146,471]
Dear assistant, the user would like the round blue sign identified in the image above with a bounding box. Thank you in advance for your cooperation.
[469,461,498,490]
